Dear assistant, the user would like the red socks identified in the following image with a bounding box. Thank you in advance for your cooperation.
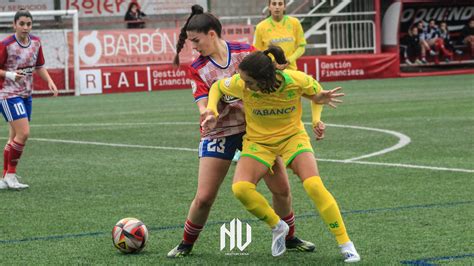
[282,212,296,240]
[183,219,204,244]
[7,140,24,174]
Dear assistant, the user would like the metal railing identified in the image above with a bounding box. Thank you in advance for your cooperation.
[327,20,376,54]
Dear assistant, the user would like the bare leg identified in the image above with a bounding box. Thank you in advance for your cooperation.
[186,157,232,225]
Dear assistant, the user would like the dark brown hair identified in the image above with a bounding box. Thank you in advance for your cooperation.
[173,5,223,66]
[14,9,32,23]
[238,45,287,93]
[267,0,287,17]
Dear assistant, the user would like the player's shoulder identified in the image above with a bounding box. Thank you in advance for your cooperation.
[282,69,313,86]
[219,74,242,88]
[286,15,301,24]
[283,69,309,80]
[190,55,210,70]
[1,35,16,46]
[256,17,272,29]
[29,34,41,42]
[227,41,255,53]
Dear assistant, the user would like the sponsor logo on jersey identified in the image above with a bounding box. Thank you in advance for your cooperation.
[18,67,35,76]
[221,94,240,103]
[252,106,296,116]
[270,37,294,44]
[224,77,232,87]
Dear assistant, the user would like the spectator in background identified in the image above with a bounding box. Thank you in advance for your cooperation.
[419,20,452,64]
[124,2,146,29]
[418,20,437,63]
[438,21,462,60]
[401,24,422,65]
[254,0,306,71]
[460,17,474,57]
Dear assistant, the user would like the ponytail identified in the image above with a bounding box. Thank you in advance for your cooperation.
[173,5,204,66]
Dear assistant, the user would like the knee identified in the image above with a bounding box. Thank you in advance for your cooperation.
[193,193,216,210]
[302,176,326,196]
[15,131,29,143]
[270,186,291,199]
[232,181,255,201]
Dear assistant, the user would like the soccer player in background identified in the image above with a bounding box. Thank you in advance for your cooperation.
[0,9,58,190]
[253,0,306,71]
[253,0,326,154]
[201,46,361,262]
[168,4,317,257]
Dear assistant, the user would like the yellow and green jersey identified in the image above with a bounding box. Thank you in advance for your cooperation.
[253,15,306,70]
[208,70,322,145]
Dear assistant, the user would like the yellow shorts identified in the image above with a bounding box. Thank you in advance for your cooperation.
[241,132,314,170]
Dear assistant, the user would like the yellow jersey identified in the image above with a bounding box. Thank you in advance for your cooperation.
[253,15,306,70]
[208,70,322,145]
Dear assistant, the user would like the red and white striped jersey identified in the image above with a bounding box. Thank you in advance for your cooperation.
[189,41,255,139]
[0,34,45,98]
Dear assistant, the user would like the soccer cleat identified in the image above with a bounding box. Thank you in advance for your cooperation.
[4,173,29,190]
[404,59,414,65]
[429,50,438,56]
[271,220,289,257]
[285,236,316,252]
[0,179,8,190]
[167,241,193,258]
[339,241,361,263]
[415,59,423,65]
[420,58,428,64]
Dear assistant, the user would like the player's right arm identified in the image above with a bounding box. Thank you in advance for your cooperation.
[202,75,243,132]
[0,43,25,83]
[253,24,265,51]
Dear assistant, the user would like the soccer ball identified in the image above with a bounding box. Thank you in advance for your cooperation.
[112,217,149,253]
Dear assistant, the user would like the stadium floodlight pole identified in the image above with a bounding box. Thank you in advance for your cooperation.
[0,10,80,96]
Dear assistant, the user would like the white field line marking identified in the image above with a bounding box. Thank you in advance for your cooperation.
[320,123,412,162]
[24,138,198,152]
[30,122,198,127]
[32,122,410,161]
[6,137,471,174]
[21,122,472,173]
[318,159,474,173]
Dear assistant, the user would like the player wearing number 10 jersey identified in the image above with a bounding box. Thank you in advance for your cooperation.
[0,9,58,190]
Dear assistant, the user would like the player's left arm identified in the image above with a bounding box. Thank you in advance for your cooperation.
[286,19,306,64]
[35,45,58,96]
[35,67,58,97]
[302,77,325,140]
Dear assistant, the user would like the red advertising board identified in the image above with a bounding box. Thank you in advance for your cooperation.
[74,53,399,95]
[69,26,254,67]
[77,64,195,94]
[298,53,400,82]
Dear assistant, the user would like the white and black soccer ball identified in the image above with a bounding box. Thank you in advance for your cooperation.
[112,217,149,253]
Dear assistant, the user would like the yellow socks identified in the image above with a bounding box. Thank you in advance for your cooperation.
[303,176,350,244]
[232,181,280,228]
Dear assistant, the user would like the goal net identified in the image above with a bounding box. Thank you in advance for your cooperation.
[0,10,79,96]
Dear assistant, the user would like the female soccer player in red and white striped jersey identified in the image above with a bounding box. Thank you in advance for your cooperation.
[167,5,318,258]
[0,9,58,190]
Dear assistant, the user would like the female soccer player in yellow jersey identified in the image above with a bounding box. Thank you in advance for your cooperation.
[254,0,306,70]
[201,46,361,262]
[167,5,316,258]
